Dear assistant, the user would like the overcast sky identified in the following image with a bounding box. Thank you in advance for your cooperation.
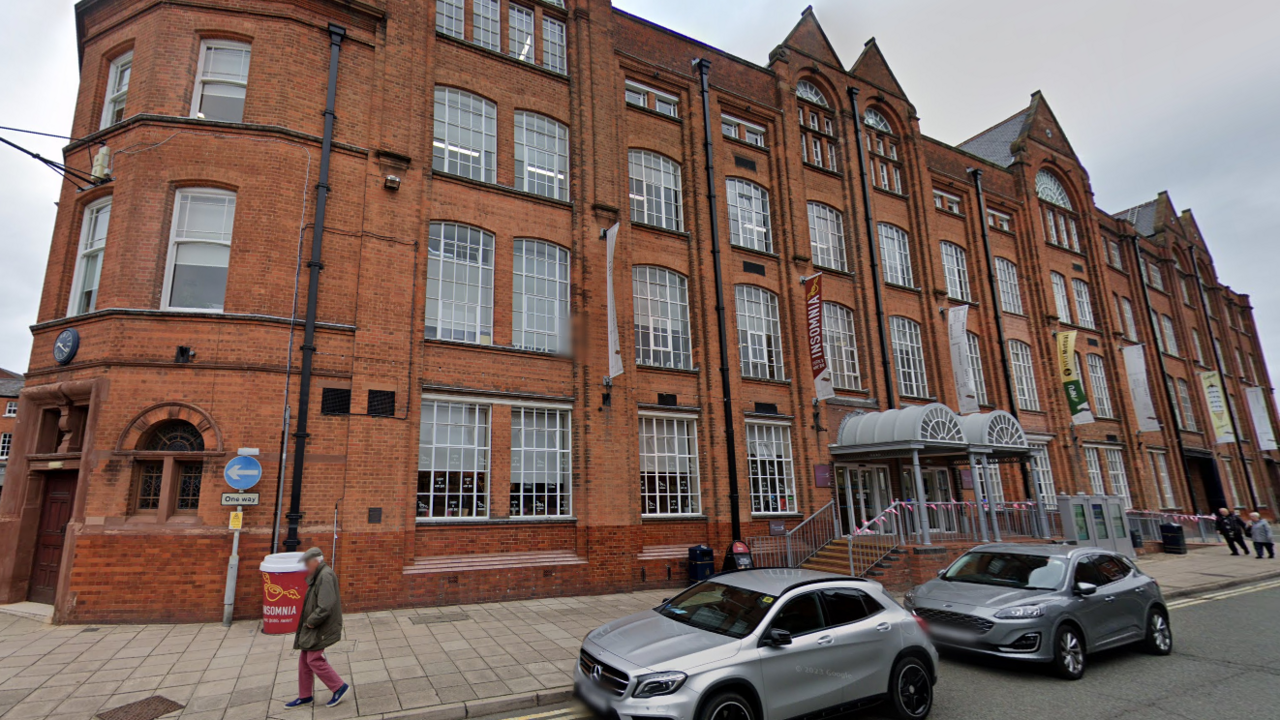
[2,0,1279,391]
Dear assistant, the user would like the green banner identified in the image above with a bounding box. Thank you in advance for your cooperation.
[1056,330,1094,424]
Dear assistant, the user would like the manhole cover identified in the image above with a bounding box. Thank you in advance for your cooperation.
[409,612,470,625]
[96,696,184,720]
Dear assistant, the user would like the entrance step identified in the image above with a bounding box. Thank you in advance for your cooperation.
[0,602,54,623]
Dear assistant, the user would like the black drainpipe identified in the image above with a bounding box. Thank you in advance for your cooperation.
[284,24,346,552]
[694,59,742,542]
[847,88,895,408]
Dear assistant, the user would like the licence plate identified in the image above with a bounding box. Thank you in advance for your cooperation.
[929,626,977,644]
[578,681,612,714]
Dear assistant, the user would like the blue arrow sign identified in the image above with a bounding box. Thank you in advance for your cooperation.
[223,456,263,491]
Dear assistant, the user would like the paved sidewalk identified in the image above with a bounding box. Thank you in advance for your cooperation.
[1135,544,1280,598]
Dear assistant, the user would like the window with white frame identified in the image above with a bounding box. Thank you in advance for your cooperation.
[509,4,535,62]
[823,303,861,391]
[164,189,235,312]
[878,224,914,287]
[1151,310,1167,354]
[864,107,890,131]
[633,266,692,370]
[628,150,683,231]
[1222,456,1245,508]
[1142,255,1166,292]
[542,16,566,74]
[1106,239,1124,269]
[512,239,570,353]
[966,332,989,406]
[735,285,784,380]
[472,0,500,50]
[1050,272,1071,324]
[940,241,971,302]
[1008,340,1040,411]
[1236,348,1249,383]
[0,433,10,460]
[1030,444,1057,507]
[994,257,1023,314]
[986,210,1012,233]
[1036,169,1073,209]
[933,191,962,214]
[1072,279,1095,329]
[100,52,133,128]
[426,222,494,344]
[807,202,846,272]
[1213,338,1227,370]
[433,87,497,183]
[721,115,765,147]
[1104,447,1132,508]
[514,111,569,200]
[746,422,796,514]
[1121,297,1138,340]
[509,407,571,517]
[726,178,772,253]
[639,415,701,515]
[1086,354,1113,418]
[418,401,490,518]
[192,40,251,123]
[625,80,678,117]
[3,402,16,417]
[1191,328,1206,365]
[977,464,1005,505]
[70,197,111,316]
[1084,446,1106,495]
[1150,450,1176,508]
[889,316,929,398]
[1160,315,1179,356]
[437,0,465,38]
[1165,376,1186,430]
[796,80,828,106]
[1176,377,1198,431]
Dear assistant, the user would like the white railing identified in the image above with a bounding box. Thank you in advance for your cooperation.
[1126,510,1222,545]
[747,501,841,568]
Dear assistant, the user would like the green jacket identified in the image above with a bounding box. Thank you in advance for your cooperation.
[294,563,343,651]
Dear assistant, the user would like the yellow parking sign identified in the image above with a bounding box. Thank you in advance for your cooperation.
[229,511,243,530]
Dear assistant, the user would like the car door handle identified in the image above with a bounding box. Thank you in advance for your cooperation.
[1134,586,1146,594]
[816,635,834,645]
[1104,596,1116,603]
[876,622,892,633]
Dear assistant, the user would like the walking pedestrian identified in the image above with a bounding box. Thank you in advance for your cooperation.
[1248,512,1275,559]
[285,547,350,708]
[1215,507,1249,556]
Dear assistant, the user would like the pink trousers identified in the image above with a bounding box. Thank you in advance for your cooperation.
[298,650,345,698]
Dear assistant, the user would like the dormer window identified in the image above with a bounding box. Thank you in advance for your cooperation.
[796,80,828,107]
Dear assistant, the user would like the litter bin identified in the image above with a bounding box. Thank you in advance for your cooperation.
[1130,529,1144,552]
[1159,523,1187,555]
[259,552,308,634]
[688,545,715,583]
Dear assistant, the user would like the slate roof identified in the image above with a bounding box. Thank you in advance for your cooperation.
[1115,200,1158,237]
[957,109,1029,168]
[0,370,24,398]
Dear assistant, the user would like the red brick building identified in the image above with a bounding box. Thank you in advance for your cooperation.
[1,0,1276,623]
[0,370,21,491]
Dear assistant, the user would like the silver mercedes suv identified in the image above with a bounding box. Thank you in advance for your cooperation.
[575,568,939,720]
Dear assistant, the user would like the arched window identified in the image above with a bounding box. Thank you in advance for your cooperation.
[735,285,784,380]
[629,150,684,231]
[633,266,692,370]
[966,332,988,406]
[70,196,111,316]
[512,239,570,353]
[144,420,206,452]
[994,257,1023,314]
[426,222,495,345]
[726,178,772,253]
[863,107,901,192]
[807,202,846,272]
[822,302,861,390]
[1008,340,1041,411]
[863,108,892,133]
[514,112,569,200]
[888,316,928,398]
[877,224,914,288]
[1035,170,1072,210]
[433,87,497,183]
[1086,354,1114,419]
[134,419,206,515]
[796,80,828,107]
[940,241,970,302]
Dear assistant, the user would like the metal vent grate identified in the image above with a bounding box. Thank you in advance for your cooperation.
[409,611,470,625]
[321,388,351,415]
[368,390,396,417]
[96,696,185,720]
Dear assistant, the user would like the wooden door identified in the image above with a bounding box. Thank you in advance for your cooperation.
[28,474,76,604]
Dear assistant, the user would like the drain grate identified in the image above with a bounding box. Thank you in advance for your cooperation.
[96,696,184,720]
[409,612,470,625]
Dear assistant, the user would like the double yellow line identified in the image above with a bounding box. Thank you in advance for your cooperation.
[1168,578,1280,610]
[495,706,594,720]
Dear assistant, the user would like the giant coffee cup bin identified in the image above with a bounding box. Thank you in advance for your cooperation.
[260,552,308,635]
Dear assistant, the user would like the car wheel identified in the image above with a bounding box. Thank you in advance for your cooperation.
[1142,608,1172,655]
[887,656,933,719]
[698,691,754,720]
[1052,625,1086,680]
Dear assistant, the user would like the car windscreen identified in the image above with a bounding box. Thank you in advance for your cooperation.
[657,581,775,639]
[942,552,1067,590]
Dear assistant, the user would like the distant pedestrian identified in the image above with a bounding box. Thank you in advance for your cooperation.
[1248,512,1275,559]
[285,548,350,709]
[1216,507,1249,556]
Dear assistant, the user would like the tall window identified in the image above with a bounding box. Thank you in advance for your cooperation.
[966,332,988,406]
[807,203,846,272]
[437,0,465,37]
[994,258,1023,314]
[1008,340,1040,411]
[746,423,795,514]
[509,4,535,62]
[726,179,772,253]
[1175,378,1199,431]
[1104,448,1132,508]
[1084,447,1106,495]
[878,224,914,287]
[1086,354,1113,418]
[1120,297,1138,340]
[1160,315,1179,356]
[510,407,571,517]
[164,189,235,312]
[1106,240,1124,269]
[100,52,133,128]
[823,303,861,390]
[70,198,111,316]
[1036,170,1079,252]
[639,416,700,516]
[192,40,251,123]
[633,267,692,370]
[433,87,497,183]
[1150,450,1175,508]
[940,242,971,301]
[0,433,11,460]
[1030,444,1057,507]
[418,401,490,518]
[889,316,928,398]
[1072,279,1095,329]
[542,17,567,74]
[1191,328,1205,365]
[1050,272,1072,324]
[735,286,784,380]
[473,0,500,50]
[426,222,494,344]
[512,239,570,353]
[628,150,683,231]
[514,112,569,200]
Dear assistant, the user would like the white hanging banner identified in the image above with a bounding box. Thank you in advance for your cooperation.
[1246,386,1277,451]
[605,223,624,379]
[948,305,979,414]
[1121,344,1161,433]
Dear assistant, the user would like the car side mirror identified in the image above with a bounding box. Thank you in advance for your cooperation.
[1074,582,1098,597]
[936,569,947,578]
[763,628,792,647]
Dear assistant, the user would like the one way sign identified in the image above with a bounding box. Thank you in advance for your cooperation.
[223,455,263,491]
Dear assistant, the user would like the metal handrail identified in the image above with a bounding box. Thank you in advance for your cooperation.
[847,501,906,576]
[746,501,840,568]
[1126,509,1222,544]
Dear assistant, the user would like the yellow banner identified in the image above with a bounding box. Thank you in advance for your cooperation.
[1199,371,1236,444]
[1056,331,1093,424]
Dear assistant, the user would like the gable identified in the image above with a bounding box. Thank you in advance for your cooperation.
[1023,91,1079,163]
[779,7,842,69]
[850,38,907,100]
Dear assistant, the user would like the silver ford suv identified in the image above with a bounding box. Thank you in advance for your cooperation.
[575,568,938,720]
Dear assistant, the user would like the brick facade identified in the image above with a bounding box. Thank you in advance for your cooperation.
[0,0,1276,623]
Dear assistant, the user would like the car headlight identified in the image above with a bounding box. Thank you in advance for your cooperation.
[994,605,1044,619]
[632,671,687,698]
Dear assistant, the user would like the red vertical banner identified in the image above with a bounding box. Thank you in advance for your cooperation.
[804,274,834,400]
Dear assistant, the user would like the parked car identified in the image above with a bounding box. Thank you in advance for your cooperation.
[575,568,938,720]
[904,543,1172,679]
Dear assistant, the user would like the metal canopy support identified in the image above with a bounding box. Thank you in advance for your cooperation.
[910,450,931,546]
[982,456,1002,542]
[969,452,991,543]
